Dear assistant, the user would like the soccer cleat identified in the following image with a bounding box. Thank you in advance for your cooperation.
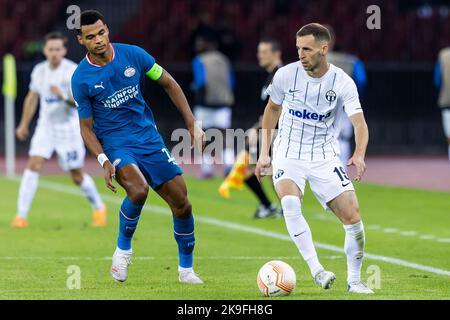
[347,281,374,294]
[314,270,336,289]
[110,249,132,282]
[92,205,107,227]
[179,269,204,284]
[11,216,28,229]
[254,204,283,219]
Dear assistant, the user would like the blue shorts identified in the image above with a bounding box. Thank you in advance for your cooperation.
[105,146,183,189]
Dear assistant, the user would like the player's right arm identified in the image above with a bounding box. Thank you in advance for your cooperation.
[255,98,282,181]
[72,77,116,193]
[78,118,116,193]
[255,68,285,181]
[16,90,39,141]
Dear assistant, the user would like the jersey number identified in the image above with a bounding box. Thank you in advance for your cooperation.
[333,166,350,182]
[162,148,176,164]
[66,151,78,162]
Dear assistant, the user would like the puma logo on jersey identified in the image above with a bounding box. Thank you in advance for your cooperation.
[288,108,331,121]
[94,82,104,89]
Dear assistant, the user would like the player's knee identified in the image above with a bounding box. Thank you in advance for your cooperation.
[27,159,43,172]
[345,204,361,225]
[173,197,192,219]
[70,171,84,185]
[128,185,149,204]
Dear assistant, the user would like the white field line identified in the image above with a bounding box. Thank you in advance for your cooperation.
[5,178,450,277]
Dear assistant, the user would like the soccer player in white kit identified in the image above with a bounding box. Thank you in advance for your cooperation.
[256,24,373,293]
[11,32,106,228]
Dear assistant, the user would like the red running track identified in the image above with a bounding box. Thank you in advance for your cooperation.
[1,155,449,193]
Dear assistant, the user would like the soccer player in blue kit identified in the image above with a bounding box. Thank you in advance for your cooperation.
[72,10,206,284]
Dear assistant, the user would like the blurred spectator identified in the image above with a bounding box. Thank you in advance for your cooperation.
[326,25,367,166]
[191,35,235,177]
[434,47,450,161]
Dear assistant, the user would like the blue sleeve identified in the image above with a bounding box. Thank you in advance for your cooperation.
[228,68,235,90]
[434,62,442,88]
[132,45,156,73]
[192,57,205,89]
[352,59,367,95]
[71,74,92,119]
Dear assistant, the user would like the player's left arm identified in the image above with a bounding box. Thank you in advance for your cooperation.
[152,68,206,151]
[348,112,369,181]
[342,76,369,181]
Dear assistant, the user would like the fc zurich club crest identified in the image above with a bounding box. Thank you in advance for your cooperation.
[124,67,136,77]
[325,90,336,102]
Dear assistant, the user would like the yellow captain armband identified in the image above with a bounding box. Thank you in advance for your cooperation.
[146,63,163,80]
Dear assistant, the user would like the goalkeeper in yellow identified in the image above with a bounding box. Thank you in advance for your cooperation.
[219,38,283,218]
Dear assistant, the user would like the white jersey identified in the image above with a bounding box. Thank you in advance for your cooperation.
[29,58,78,134]
[267,62,362,161]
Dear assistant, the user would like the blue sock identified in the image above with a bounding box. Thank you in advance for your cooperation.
[173,214,195,268]
[117,196,143,250]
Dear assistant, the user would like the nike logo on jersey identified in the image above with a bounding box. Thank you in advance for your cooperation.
[94,82,104,89]
[288,89,301,93]
[342,182,351,187]
[289,108,332,121]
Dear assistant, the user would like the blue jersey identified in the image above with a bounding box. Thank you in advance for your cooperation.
[71,43,164,151]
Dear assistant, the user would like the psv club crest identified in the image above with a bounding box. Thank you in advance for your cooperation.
[124,67,136,77]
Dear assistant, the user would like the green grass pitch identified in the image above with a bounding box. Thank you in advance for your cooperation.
[0,175,449,300]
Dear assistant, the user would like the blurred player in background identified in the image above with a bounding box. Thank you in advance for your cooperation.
[192,34,235,177]
[11,32,106,229]
[434,47,450,162]
[326,26,367,166]
[256,23,372,293]
[219,38,283,219]
[72,10,205,284]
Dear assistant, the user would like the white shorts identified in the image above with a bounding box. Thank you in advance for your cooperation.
[29,124,86,171]
[272,156,354,210]
[194,105,232,129]
[442,109,450,138]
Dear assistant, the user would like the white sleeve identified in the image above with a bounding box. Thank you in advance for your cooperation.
[28,65,40,93]
[265,69,285,105]
[341,75,363,117]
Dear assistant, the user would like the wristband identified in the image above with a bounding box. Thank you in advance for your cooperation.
[97,153,109,167]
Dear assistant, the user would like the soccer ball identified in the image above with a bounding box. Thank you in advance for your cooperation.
[257,260,296,297]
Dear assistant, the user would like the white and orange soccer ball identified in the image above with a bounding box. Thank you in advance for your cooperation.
[257,260,296,297]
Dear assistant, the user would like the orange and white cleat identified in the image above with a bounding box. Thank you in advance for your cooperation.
[11,216,29,229]
[92,205,107,227]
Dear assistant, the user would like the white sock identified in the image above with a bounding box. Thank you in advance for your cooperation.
[343,221,365,284]
[115,247,132,255]
[178,266,193,273]
[281,195,323,277]
[17,169,40,218]
[80,174,104,210]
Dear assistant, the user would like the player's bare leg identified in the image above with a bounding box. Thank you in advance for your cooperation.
[275,179,335,289]
[70,168,106,227]
[328,191,373,293]
[108,164,149,282]
[11,156,46,228]
[155,175,203,284]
